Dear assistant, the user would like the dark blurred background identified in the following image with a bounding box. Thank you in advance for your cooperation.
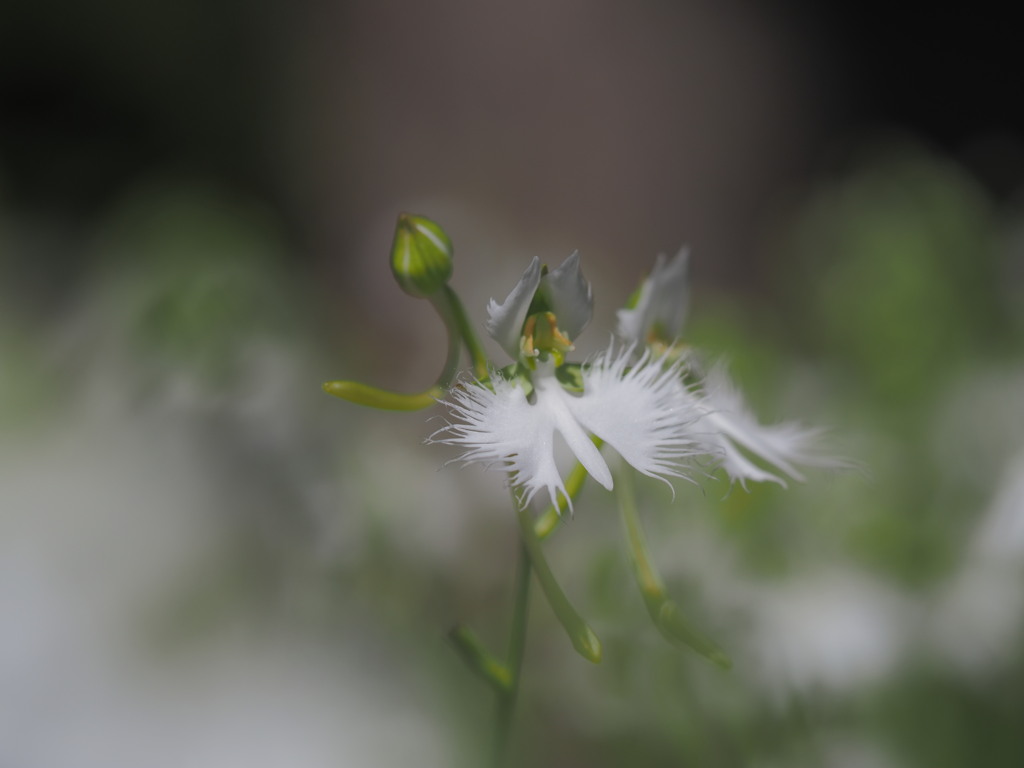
[4,0,1022,299]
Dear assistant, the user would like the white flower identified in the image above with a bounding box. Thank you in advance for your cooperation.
[433,252,710,510]
[621,249,843,488]
[434,346,707,511]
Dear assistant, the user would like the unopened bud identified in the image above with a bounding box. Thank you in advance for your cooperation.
[389,213,454,298]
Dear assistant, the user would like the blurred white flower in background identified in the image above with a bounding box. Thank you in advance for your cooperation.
[743,569,914,700]
[929,449,1024,675]
[925,363,1024,676]
[817,735,908,768]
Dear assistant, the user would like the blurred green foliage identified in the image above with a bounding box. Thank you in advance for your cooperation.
[92,183,299,386]
[783,142,1007,408]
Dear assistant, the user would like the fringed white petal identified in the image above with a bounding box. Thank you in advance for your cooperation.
[533,373,613,491]
[697,362,838,488]
[568,345,710,486]
[433,343,714,509]
[433,375,568,510]
[485,257,542,360]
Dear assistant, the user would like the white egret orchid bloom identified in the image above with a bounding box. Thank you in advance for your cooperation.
[434,253,709,511]
[618,249,841,488]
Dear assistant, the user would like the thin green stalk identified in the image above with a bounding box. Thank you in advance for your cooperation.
[515,501,601,663]
[442,284,490,380]
[429,287,471,389]
[617,468,665,597]
[323,285,470,410]
[448,625,512,694]
[321,380,444,410]
[492,540,531,767]
[615,467,731,669]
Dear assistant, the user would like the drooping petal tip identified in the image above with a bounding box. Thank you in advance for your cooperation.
[695,361,849,488]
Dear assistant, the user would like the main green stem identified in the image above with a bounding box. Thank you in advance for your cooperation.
[492,540,531,766]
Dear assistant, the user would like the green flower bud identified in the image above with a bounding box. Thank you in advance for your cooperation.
[389,213,454,298]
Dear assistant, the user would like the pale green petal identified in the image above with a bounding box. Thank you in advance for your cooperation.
[616,248,690,343]
[485,257,542,359]
[539,251,593,342]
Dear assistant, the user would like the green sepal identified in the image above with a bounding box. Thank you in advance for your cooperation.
[622,281,644,311]
[555,363,583,393]
[495,362,535,398]
[525,264,553,316]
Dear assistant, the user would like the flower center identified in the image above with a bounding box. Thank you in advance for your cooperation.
[520,311,575,368]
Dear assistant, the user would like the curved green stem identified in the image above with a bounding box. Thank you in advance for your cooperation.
[429,286,472,389]
[615,467,731,670]
[515,500,601,663]
[321,380,444,410]
[323,285,478,410]
[441,284,489,380]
